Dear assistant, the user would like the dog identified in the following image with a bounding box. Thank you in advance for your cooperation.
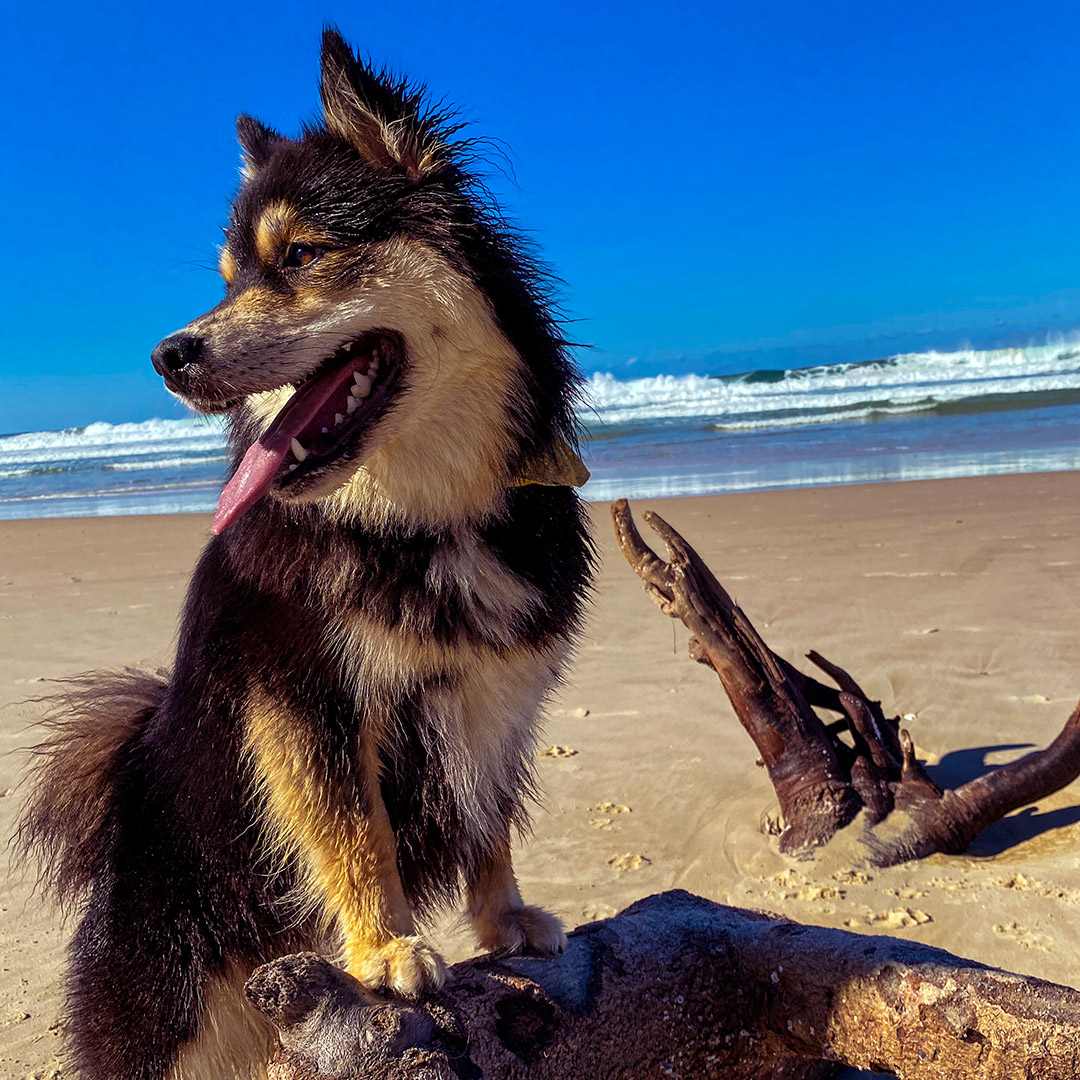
[17,29,593,1080]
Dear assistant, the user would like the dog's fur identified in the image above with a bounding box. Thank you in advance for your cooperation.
[17,30,593,1080]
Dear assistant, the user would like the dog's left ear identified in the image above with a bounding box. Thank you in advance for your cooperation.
[320,28,444,182]
[237,115,283,179]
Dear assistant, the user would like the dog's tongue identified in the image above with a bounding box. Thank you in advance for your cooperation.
[211,360,359,535]
[211,435,292,535]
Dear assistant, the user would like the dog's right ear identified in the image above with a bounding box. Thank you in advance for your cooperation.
[236,115,283,179]
[319,28,444,182]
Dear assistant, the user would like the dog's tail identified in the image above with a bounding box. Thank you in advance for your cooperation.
[14,669,168,910]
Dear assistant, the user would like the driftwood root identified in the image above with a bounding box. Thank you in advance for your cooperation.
[611,498,1080,864]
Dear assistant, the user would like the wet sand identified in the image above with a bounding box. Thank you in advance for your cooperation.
[4,472,1080,1077]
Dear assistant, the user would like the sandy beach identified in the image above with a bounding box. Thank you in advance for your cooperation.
[3,471,1080,1077]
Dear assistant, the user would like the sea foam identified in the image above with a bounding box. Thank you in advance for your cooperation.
[584,342,1080,428]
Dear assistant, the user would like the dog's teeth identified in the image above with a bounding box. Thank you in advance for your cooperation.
[288,463,298,471]
[321,426,329,434]
[290,438,308,462]
[335,413,344,426]
[353,374,373,398]
[346,395,359,414]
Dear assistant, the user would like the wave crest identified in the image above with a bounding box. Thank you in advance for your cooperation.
[584,341,1080,429]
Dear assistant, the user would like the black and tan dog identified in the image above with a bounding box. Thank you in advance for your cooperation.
[18,29,593,1080]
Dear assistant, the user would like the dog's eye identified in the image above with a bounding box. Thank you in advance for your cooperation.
[283,243,322,269]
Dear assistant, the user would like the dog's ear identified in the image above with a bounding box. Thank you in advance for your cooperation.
[320,28,443,182]
[237,115,283,179]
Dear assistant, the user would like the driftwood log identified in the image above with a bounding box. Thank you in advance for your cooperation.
[246,890,1080,1080]
[611,499,1080,865]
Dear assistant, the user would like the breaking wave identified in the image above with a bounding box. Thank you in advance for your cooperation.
[584,341,1080,430]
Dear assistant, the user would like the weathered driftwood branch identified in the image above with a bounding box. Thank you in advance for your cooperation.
[246,891,1080,1080]
[611,498,1080,864]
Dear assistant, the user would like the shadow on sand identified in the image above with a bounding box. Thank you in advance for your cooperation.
[924,742,1080,858]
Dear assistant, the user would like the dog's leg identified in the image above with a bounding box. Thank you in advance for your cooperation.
[466,835,567,955]
[65,882,270,1080]
[246,691,445,996]
[165,965,277,1080]
[68,902,275,1080]
[325,779,447,995]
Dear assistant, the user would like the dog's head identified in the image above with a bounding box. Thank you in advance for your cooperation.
[153,30,581,533]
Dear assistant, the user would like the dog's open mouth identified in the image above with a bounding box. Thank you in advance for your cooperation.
[212,331,404,534]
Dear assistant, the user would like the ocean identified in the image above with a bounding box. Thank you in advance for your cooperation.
[3,341,1080,521]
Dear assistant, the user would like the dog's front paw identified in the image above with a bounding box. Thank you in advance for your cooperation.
[477,904,567,956]
[345,935,448,997]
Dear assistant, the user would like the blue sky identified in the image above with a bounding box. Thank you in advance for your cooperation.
[5,0,1080,432]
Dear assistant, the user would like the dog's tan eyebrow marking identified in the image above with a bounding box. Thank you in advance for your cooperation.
[218,247,237,285]
[255,201,302,266]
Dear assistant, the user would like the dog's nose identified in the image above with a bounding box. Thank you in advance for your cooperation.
[152,334,203,378]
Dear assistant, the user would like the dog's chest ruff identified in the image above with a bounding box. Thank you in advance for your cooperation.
[334,524,543,687]
[331,524,562,770]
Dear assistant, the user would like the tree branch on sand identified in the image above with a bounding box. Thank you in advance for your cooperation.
[611,498,1080,865]
[246,891,1080,1080]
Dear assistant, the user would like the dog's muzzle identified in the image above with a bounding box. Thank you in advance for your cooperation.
[151,333,203,392]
